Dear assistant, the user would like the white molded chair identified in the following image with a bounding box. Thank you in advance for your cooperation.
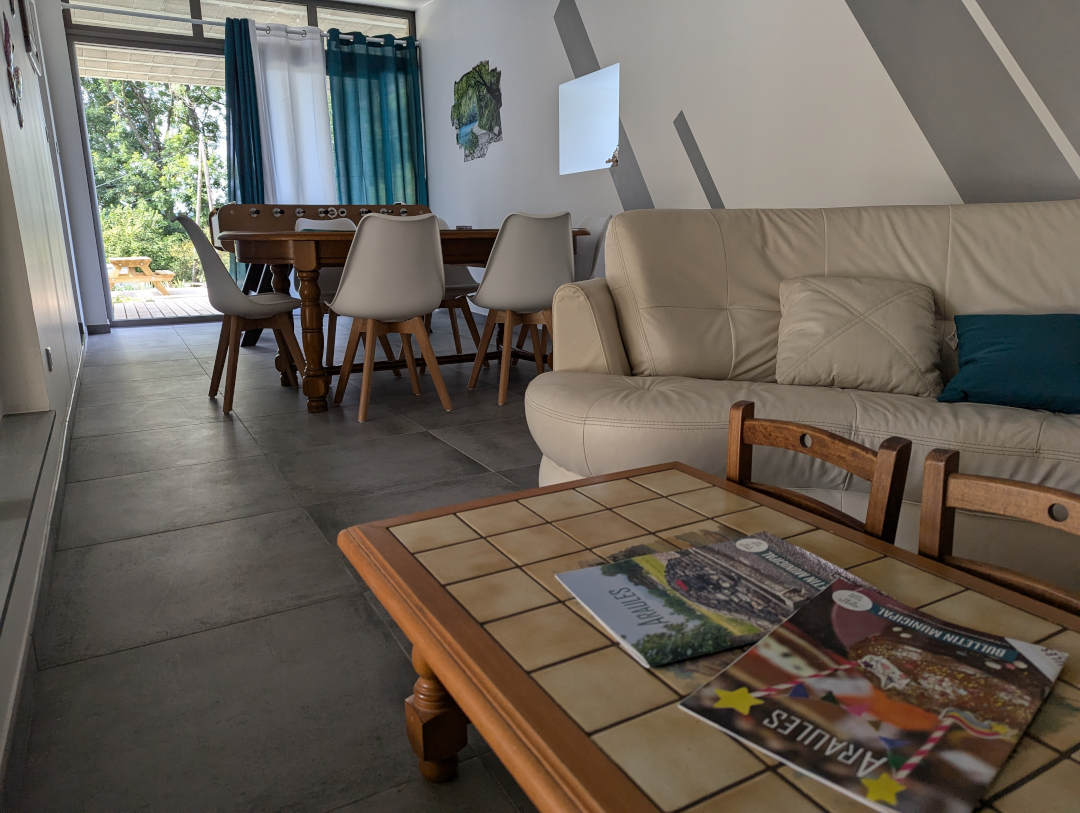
[178,215,305,414]
[467,212,574,405]
[330,213,453,421]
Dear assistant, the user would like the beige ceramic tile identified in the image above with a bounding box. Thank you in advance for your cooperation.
[519,490,603,521]
[922,591,1062,641]
[849,557,964,607]
[565,598,616,638]
[614,498,704,532]
[389,513,478,552]
[592,535,674,561]
[786,529,881,568]
[988,737,1057,796]
[576,479,657,508]
[533,648,676,732]
[487,524,584,565]
[659,519,735,547]
[719,505,814,538]
[415,538,513,584]
[688,773,818,813]
[996,758,1080,813]
[669,486,758,517]
[524,550,605,600]
[485,604,609,672]
[778,766,879,813]
[1041,629,1080,688]
[447,569,556,623]
[1027,680,1080,751]
[631,469,713,496]
[555,510,647,547]
[457,501,544,537]
[592,702,763,811]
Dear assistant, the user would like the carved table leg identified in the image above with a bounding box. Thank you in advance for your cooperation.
[270,263,294,386]
[295,268,329,412]
[405,647,467,782]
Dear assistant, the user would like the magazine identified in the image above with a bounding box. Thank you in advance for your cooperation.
[681,579,1067,812]
[555,529,864,668]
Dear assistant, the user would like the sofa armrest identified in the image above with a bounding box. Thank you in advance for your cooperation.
[552,279,631,375]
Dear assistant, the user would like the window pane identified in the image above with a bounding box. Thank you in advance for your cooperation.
[68,0,193,36]
[76,44,224,86]
[199,0,309,39]
[316,7,411,38]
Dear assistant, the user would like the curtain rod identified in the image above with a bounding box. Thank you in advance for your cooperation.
[59,3,416,45]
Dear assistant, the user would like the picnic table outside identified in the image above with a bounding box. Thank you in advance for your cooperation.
[107,256,175,296]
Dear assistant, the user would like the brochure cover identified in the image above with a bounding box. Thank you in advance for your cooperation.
[555,530,862,668]
[681,579,1067,812]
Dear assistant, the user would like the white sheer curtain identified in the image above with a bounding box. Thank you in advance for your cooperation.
[249,22,336,204]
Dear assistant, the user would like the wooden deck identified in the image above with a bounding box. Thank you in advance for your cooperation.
[111,285,219,322]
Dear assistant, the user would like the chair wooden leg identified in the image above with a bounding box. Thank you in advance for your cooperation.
[272,328,299,387]
[357,319,379,423]
[379,334,401,377]
[448,305,463,354]
[334,318,364,405]
[528,324,544,374]
[401,333,422,396]
[460,304,487,368]
[325,310,337,368]
[413,318,453,412]
[499,311,516,406]
[278,314,306,380]
[468,311,498,389]
[222,316,242,414]
[209,316,230,397]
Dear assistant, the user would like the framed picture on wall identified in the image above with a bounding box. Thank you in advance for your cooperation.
[17,0,41,76]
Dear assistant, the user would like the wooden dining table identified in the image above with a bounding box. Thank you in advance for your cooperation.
[217,227,589,413]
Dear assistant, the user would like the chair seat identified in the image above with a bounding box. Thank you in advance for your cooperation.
[226,291,301,319]
[444,283,479,298]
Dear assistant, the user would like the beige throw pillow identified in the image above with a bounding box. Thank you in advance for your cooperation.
[776,276,942,397]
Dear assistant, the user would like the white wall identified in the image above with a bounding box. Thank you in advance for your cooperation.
[416,0,962,267]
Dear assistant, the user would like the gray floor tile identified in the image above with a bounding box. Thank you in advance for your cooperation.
[17,597,417,812]
[77,374,212,408]
[72,394,225,438]
[79,357,208,384]
[268,432,486,505]
[431,416,541,472]
[479,752,539,813]
[58,456,296,548]
[332,756,516,813]
[305,471,522,544]
[83,346,196,366]
[497,465,541,490]
[37,509,360,667]
[395,388,526,431]
[240,409,424,455]
[67,420,260,481]
[227,382,311,419]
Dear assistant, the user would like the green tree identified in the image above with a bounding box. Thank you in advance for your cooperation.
[82,78,227,283]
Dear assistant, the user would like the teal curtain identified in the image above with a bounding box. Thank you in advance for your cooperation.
[224,18,263,284]
[225,18,263,204]
[326,31,428,206]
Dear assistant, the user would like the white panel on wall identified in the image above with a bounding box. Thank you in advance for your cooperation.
[559,63,620,175]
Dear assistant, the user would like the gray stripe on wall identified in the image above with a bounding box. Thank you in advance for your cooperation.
[553,0,654,210]
[978,0,1080,156]
[846,0,1080,203]
[673,111,724,208]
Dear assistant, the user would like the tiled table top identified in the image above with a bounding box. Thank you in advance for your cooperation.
[339,463,1080,813]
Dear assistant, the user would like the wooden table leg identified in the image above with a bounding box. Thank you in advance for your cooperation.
[405,647,467,782]
[269,263,294,384]
[295,269,329,412]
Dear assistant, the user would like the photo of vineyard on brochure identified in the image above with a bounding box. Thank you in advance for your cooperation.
[681,579,1067,812]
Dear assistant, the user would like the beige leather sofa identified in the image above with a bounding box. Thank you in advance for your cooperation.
[524,200,1080,590]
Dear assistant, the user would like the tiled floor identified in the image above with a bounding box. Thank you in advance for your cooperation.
[12,314,543,811]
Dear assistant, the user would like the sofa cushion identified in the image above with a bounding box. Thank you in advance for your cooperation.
[776,276,942,397]
[525,372,1080,502]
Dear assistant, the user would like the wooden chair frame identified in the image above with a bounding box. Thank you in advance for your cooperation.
[210,312,305,415]
[919,449,1080,613]
[467,309,551,406]
[334,316,452,422]
[726,400,912,543]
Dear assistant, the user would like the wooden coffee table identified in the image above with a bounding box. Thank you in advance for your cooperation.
[337,462,1080,812]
